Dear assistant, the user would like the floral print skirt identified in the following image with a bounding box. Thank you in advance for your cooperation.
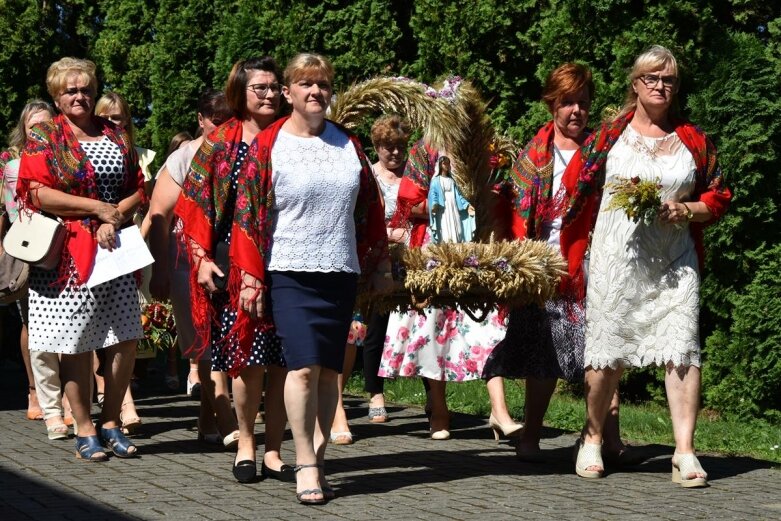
[378,307,507,382]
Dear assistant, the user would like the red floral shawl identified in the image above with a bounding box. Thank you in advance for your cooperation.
[175,117,254,363]
[503,121,590,241]
[558,111,732,299]
[17,114,143,285]
[390,139,439,248]
[176,116,388,375]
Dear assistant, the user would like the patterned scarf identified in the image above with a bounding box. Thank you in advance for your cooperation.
[558,111,732,299]
[177,116,388,375]
[175,117,253,365]
[504,121,590,240]
[17,113,143,285]
[389,139,439,248]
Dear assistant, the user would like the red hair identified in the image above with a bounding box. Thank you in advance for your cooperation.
[541,63,594,113]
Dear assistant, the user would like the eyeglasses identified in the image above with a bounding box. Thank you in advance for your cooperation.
[247,83,281,98]
[637,74,678,89]
[62,87,93,97]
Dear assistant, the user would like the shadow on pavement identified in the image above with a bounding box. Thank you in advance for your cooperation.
[0,467,139,520]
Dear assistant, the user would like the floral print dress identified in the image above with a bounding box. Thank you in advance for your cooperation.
[378,232,508,382]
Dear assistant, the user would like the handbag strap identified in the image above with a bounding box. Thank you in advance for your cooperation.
[0,169,6,220]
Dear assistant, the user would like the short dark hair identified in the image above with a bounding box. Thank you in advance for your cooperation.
[197,89,231,124]
[224,57,281,119]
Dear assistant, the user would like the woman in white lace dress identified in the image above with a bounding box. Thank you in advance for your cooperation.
[572,46,731,487]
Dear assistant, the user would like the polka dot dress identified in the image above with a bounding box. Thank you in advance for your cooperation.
[209,142,285,372]
[27,137,143,354]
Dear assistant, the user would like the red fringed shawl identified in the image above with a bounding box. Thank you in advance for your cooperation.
[502,121,590,241]
[17,114,144,285]
[556,111,731,300]
[389,139,439,248]
[176,116,388,375]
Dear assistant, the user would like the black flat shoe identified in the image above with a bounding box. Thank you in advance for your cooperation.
[261,461,296,482]
[233,459,257,483]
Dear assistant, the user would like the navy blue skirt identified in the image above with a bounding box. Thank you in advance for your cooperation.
[268,271,358,372]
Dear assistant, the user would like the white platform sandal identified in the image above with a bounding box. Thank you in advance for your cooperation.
[671,452,708,488]
[575,439,604,479]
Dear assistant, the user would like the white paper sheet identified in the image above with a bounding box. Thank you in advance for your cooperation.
[86,226,154,288]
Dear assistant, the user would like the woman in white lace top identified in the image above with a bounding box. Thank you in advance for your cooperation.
[245,53,390,504]
[574,46,731,487]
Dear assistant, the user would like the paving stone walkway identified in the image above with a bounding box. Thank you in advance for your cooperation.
[0,359,779,520]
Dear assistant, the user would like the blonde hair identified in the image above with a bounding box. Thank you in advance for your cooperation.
[283,53,334,86]
[95,91,135,143]
[46,57,98,99]
[617,45,680,119]
[7,100,56,158]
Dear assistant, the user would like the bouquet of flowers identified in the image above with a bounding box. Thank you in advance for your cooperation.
[604,176,662,224]
[137,301,177,358]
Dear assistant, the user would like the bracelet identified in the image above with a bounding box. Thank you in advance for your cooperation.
[681,202,693,221]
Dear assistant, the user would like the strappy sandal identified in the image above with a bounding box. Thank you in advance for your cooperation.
[46,420,69,441]
[75,435,108,462]
[575,438,604,479]
[329,431,353,445]
[120,402,142,436]
[294,463,326,505]
[368,406,388,423]
[27,387,43,420]
[672,452,708,488]
[100,426,138,458]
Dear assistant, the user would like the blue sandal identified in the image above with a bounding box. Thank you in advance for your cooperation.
[100,426,138,458]
[75,435,108,462]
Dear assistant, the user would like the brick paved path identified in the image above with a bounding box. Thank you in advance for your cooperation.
[0,359,779,521]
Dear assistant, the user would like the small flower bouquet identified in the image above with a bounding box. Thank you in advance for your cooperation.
[137,301,177,358]
[605,176,662,224]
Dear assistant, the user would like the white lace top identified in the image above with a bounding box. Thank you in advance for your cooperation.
[267,122,362,273]
[584,124,700,369]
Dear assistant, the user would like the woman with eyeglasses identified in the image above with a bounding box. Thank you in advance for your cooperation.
[18,57,146,461]
[570,46,731,487]
[176,57,292,483]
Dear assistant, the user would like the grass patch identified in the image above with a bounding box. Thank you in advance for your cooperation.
[344,374,781,464]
